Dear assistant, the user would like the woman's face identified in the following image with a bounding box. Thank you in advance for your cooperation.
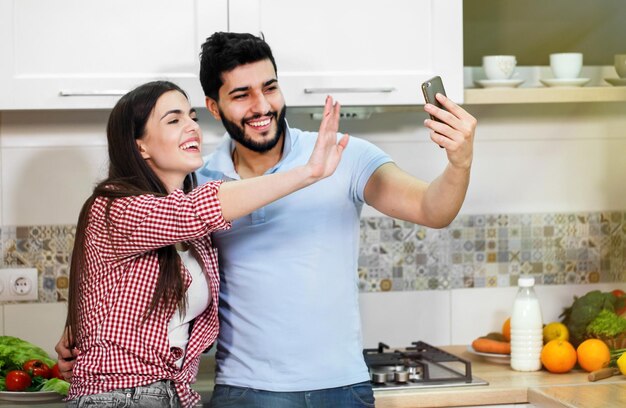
[138,90,203,192]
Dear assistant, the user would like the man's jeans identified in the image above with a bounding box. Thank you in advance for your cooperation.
[66,380,181,407]
[209,381,375,408]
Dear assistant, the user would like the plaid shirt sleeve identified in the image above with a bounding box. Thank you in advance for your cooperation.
[96,180,230,259]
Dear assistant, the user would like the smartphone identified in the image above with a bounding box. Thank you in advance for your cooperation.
[421,76,447,122]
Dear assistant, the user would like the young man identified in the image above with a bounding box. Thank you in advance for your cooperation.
[198,33,476,407]
[57,32,476,407]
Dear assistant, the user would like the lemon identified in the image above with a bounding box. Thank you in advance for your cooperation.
[618,352,626,375]
[543,322,569,343]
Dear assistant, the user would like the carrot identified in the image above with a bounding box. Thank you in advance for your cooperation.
[472,337,511,354]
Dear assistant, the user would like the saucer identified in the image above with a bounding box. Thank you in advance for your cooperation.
[604,78,626,86]
[475,79,524,89]
[540,78,590,87]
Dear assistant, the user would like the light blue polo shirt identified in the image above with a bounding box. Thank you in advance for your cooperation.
[197,126,392,391]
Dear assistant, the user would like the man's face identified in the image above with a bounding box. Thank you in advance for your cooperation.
[206,59,287,153]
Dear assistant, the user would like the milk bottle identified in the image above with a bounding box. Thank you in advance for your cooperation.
[510,276,543,371]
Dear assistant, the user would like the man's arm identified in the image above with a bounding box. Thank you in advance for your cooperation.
[55,330,79,381]
[364,93,476,228]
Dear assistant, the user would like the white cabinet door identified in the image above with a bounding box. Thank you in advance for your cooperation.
[228,0,463,107]
[0,0,227,109]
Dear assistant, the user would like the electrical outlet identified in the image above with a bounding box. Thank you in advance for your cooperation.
[0,268,38,301]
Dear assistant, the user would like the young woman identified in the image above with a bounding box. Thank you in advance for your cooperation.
[63,81,348,408]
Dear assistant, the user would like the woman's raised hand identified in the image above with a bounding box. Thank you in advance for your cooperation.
[306,96,349,180]
[218,96,349,221]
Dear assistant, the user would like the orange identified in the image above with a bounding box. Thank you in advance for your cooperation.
[576,339,611,372]
[502,317,511,342]
[540,339,577,373]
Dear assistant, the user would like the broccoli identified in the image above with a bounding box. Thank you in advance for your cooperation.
[560,290,617,346]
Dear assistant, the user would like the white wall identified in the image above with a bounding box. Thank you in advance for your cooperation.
[359,282,626,348]
[291,102,626,216]
[0,302,67,357]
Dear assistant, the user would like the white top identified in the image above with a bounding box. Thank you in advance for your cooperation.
[168,248,211,368]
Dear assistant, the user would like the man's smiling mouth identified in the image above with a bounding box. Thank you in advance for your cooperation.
[245,115,273,130]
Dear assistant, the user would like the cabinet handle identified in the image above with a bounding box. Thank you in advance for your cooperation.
[303,87,395,94]
[59,90,128,97]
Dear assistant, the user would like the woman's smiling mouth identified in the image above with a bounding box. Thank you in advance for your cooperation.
[179,140,200,151]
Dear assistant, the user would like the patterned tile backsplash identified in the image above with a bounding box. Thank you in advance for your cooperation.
[1,211,625,302]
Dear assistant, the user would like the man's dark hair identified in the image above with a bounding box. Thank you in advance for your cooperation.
[199,32,278,101]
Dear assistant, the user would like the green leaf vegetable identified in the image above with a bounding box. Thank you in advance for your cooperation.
[610,348,626,367]
[0,336,56,371]
[26,375,48,392]
[40,378,70,396]
[560,290,617,346]
[587,309,626,338]
[0,336,70,396]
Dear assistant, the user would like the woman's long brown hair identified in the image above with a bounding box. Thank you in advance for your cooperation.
[65,81,196,346]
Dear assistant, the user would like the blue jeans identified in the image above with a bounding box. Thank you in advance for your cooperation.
[209,381,375,408]
[66,380,181,407]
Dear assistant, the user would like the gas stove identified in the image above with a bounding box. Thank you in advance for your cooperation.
[363,341,488,390]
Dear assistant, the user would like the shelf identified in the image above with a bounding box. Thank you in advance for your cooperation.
[464,86,626,105]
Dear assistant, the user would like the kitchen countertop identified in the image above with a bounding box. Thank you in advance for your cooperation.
[2,346,624,407]
[374,346,625,408]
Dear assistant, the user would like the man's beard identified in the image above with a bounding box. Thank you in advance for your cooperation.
[220,105,287,153]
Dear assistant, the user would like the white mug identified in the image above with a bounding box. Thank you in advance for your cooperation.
[550,53,583,79]
[483,55,517,80]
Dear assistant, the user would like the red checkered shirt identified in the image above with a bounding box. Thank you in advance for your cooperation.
[67,181,230,408]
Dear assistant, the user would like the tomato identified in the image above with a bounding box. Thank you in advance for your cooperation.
[612,289,625,297]
[612,289,626,315]
[50,363,64,380]
[22,359,51,379]
[5,370,32,391]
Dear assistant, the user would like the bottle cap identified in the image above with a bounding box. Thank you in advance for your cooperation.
[518,276,535,287]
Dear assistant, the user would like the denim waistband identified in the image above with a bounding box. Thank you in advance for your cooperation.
[122,379,176,398]
[67,380,180,408]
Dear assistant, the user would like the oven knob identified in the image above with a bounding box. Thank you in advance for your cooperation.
[394,370,409,383]
[371,371,388,384]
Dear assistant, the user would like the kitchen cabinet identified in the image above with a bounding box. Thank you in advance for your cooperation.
[0,0,227,109]
[1,0,462,110]
[228,0,464,107]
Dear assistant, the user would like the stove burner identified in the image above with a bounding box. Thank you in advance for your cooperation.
[363,341,488,390]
